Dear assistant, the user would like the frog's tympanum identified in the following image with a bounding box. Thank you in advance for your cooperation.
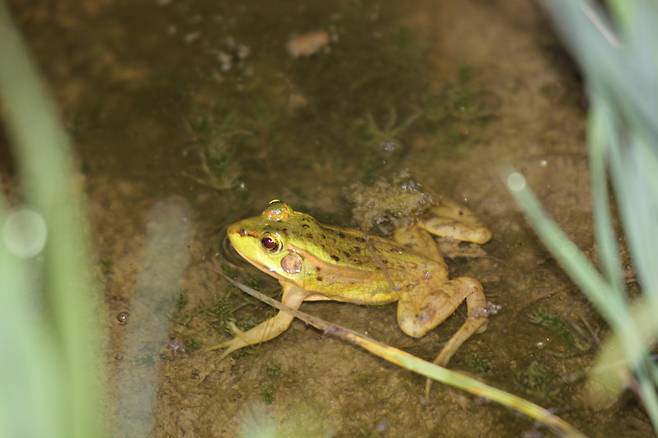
[210,199,492,370]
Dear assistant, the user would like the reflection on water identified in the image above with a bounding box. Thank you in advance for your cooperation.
[113,198,192,437]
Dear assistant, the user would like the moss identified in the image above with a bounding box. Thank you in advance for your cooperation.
[206,295,233,329]
[529,308,591,352]
[466,353,492,374]
[513,360,561,404]
[258,362,282,404]
[176,289,188,311]
[185,338,201,352]
[265,362,282,379]
[260,385,275,405]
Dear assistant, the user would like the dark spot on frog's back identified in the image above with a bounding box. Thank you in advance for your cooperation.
[352,246,361,253]
[338,232,346,239]
[330,255,340,262]
[302,224,310,229]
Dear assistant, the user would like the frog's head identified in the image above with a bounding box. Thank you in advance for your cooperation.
[226,200,316,282]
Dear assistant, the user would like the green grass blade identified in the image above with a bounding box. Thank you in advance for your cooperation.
[587,93,625,294]
[0,198,62,437]
[506,172,627,325]
[543,0,658,141]
[0,3,106,437]
[508,172,658,428]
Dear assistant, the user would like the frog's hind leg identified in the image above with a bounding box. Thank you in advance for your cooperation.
[394,224,446,267]
[430,278,488,367]
[418,197,492,244]
[396,277,488,393]
[397,277,487,343]
[206,283,307,360]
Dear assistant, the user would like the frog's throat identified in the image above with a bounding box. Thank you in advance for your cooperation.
[231,244,289,282]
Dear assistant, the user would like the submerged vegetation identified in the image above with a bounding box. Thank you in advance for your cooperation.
[529,308,592,352]
[176,2,498,201]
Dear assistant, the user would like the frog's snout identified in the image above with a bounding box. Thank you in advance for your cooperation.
[226,223,248,247]
[226,223,240,238]
[226,222,260,250]
[226,224,242,234]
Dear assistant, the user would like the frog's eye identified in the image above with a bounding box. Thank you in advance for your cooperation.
[260,234,281,252]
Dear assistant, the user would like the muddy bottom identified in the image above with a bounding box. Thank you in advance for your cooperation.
[2,0,654,437]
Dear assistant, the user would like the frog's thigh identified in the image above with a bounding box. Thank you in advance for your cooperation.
[418,198,491,244]
[393,224,444,265]
[397,277,487,360]
[207,283,307,359]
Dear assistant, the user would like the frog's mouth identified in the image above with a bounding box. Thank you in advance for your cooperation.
[219,230,249,269]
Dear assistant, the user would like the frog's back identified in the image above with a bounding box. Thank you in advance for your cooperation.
[289,221,444,304]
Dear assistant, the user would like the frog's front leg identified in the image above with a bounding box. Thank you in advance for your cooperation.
[418,197,491,244]
[206,283,307,360]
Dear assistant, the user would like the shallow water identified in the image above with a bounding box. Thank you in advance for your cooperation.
[3,0,654,436]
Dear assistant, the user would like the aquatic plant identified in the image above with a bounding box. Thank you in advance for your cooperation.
[509,0,658,431]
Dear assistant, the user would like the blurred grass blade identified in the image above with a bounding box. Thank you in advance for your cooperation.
[0,197,61,438]
[532,2,658,427]
[505,172,626,325]
[609,131,658,301]
[507,172,658,429]
[585,295,658,407]
[587,94,625,294]
[0,3,105,438]
[544,0,658,141]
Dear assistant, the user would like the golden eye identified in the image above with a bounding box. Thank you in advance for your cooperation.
[260,235,280,252]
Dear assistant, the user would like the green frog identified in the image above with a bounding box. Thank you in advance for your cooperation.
[209,199,492,370]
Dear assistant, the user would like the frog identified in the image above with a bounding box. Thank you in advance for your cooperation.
[208,198,492,372]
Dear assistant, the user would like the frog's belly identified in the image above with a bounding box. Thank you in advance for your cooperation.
[304,290,399,305]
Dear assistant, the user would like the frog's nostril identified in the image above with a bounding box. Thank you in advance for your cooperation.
[239,228,247,236]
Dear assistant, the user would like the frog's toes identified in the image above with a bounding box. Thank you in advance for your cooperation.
[217,340,243,361]
[216,324,253,359]
[226,321,245,336]
[204,336,244,360]
[204,338,231,353]
[204,322,245,356]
